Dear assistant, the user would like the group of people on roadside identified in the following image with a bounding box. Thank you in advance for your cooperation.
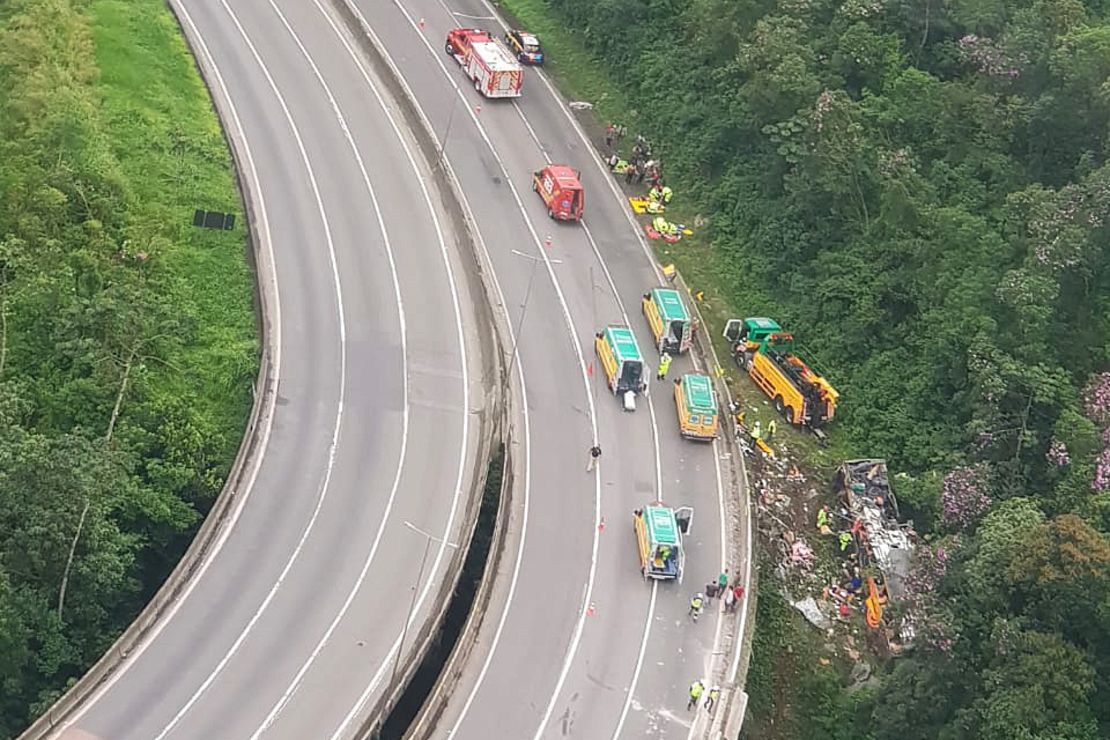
[689,568,745,618]
[601,126,665,189]
[687,679,721,713]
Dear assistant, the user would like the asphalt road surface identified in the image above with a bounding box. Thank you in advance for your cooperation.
[349,1,742,737]
[51,1,488,738]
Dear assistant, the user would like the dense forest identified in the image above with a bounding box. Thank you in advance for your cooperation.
[0,0,256,735]
[535,0,1110,737]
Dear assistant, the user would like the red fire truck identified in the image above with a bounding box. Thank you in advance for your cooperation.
[533,165,584,221]
[445,28,524,99]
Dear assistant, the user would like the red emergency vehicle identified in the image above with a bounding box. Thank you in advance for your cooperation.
[445,28,524,99]
[532,165,584,221]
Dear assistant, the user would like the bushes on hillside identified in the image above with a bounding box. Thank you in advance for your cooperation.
[0,0,255,733]
[542,0,1110,735]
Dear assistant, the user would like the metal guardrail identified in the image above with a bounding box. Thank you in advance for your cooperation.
[671,268,755,737]
[324,0,510,735]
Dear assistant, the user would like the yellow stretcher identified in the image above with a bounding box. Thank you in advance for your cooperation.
[628,196,670,215]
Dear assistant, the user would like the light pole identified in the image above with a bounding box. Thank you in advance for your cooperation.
[435,93,459,167]
[390,520,458,689]
[506,250,560,381]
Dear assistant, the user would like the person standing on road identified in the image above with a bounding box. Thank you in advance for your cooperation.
[724,584,736,613]
[718,569,729,591]
[587,444,602,472]
[657,352,672,381]
[689,593,704,617]
[705,686,721,713]
[687,680,705,710]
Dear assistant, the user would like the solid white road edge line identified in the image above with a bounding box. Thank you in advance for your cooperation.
[364,3,609,739]
[686,433,730,740]
[432,0,737,732]
[305,8,539,740]
[419,5,674,736]
[297,4,536,738]
[51,1,288,733]
[245,0,458,734]
[151,1,359,736]
[460,2,740,733]
[415,3,683,737]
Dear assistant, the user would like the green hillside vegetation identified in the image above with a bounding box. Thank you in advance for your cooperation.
[0,0,256,734]
[500,0,1110,737]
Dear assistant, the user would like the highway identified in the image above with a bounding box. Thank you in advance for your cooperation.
[44,1,492,738]
[345,0,745,737]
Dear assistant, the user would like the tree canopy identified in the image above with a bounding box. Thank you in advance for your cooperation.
[0,0,256,734]
[540,0,1110,734]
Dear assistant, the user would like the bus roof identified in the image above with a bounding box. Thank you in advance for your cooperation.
[746,317,782,331]
[604,326,643,363]
[651,288,689,323]
[682,374,717,414]
[644,506,680,546]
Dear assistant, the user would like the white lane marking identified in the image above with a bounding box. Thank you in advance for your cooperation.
[243,0,465,733]
[151,1,358,736]
[511,101,551,163]
[728,451,754,684]
[469,0,666,285]
[610,579,657,739]
[413,3,674,736]
[347,3,611,738]
[459,0,741,730]
[686,433,730,740]
[306,10,537,740]
[299,4,530,738]
[51,1,287,732]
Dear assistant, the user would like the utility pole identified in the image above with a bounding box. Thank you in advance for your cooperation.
[390,520,458,690]
[435,94,459,168]
[506,250,559,381]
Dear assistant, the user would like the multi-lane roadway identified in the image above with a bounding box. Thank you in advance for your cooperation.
[47,1,491,738]
[36,1,749,738]
[345,0,743,736]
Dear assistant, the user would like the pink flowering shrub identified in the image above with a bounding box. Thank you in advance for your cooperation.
[1045,438,1070,467]
[1083,372,1110,424]
[902,545,959,653]
[941,465,992,530]
[1095,448,1110,492]
[957,35,1024,79]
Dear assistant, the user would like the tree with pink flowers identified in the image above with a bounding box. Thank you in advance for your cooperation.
[941,465,992,531]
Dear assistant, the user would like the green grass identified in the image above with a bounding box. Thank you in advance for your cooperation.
[742,564,859,740]
[89,0,257,465]
[499,0,850,465]
[495,0,638,130]
[497,2,862,734]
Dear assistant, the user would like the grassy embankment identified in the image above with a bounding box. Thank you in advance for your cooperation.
[0,0,255,732]
[90,0,257,454]
[492,1,842,737]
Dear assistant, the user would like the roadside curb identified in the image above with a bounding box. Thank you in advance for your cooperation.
[19,1,279,737]
[324,1,514,736]
[675,268,756,737]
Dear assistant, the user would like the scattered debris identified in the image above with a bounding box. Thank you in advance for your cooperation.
[792,596,833,630]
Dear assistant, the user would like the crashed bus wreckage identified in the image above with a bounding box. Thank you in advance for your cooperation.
[834,459,918,646]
